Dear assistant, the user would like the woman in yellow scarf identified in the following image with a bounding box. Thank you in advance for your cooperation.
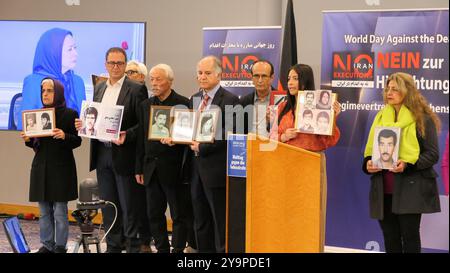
[363,72,441,253]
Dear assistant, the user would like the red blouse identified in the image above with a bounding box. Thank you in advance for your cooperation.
[269,101,341,152]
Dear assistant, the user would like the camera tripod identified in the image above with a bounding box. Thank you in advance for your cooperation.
[71,209,102,253]
[73,230,101,253]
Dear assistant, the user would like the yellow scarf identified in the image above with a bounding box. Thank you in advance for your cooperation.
[364,105,420,164]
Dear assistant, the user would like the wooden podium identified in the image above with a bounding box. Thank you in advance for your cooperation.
[226,134,325,253]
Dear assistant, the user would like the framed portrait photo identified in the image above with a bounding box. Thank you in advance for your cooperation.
[294,90,337,136]
[22,108,55,137]
[171,109,197,144]
[372,126,401,170]
[78,100,124,142]
[149,105,172,140]
[195,109,220,143]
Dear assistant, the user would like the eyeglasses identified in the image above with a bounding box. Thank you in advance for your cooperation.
[106,61,126,68]
[126,70,139,76]
[252,74,270,80]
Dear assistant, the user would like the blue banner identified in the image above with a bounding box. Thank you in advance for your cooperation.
[321,10,449,252]
[203,27,282,97]
[227,134,248,178]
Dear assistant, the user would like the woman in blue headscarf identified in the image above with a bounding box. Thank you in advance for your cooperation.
[19,28,85,130]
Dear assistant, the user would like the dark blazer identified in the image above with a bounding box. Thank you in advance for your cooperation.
[362,117,441,219]
[26,107,81,202]
[135,90,189,186]
[189,86,239,188]
[89,77,147,176]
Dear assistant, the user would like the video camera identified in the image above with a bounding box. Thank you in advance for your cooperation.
[71,178,105,252]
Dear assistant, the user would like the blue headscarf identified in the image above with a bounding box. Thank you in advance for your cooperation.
[33,28,70,78]
[32,28,77,111]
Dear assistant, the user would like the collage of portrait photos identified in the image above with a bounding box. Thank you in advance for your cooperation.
[295,90,336,136]
[22,108,55,137]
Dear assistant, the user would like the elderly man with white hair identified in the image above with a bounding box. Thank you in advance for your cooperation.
[126,60,151,98]
[125,60,148,84]
[135,63,193,253]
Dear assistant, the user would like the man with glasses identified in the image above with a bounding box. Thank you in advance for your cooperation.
[239,60,275,137]
[75,47,147,253]
[126,60,150,99]
[125,60,147,85]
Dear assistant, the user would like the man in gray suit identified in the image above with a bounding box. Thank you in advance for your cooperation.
[189,56,239,253]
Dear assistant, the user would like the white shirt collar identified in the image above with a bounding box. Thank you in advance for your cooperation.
[106,75,126,88]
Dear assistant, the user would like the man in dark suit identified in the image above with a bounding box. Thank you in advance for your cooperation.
[135,63,191,253]
[75,47,147,253]
[239,60,275,136]
[189,56,239,253]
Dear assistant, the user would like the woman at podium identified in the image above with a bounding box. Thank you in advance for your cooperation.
[269,64,341,150]
[269,64,341,227]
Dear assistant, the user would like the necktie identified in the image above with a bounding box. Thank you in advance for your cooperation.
[199,94,210,112]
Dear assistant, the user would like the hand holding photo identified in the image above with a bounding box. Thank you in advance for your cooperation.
[78,100,124,141]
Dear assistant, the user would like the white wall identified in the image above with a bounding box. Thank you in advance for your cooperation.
[0,0,447,209]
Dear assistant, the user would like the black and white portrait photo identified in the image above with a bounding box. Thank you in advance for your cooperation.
[195,109,219,143]
[22,108,55,137]
[149,106,172,140]
[171,109,196,143]
[372,127,401,170]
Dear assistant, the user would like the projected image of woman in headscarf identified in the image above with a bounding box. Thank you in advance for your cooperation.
[19,28,86,130]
